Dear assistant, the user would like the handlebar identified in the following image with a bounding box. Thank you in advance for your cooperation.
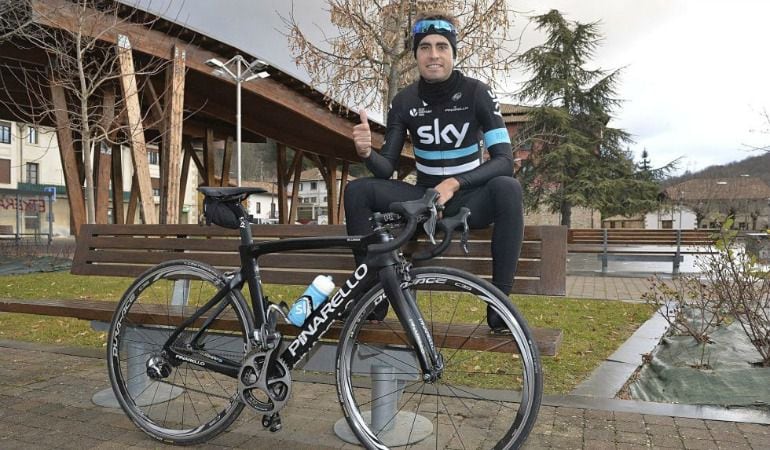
[367,189,439,254]
[412,207,471,261]
[366,189,471,260]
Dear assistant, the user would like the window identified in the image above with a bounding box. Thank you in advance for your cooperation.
[661,220,673,229]
[27,126,38,144]
[270,202,276,219]
[153,188,160,197]
[310,182,317,191]
[323,196,327,203]
[0,158,10,184]
[26,163,39,184]
[25,213,40,233]
[299,184,303,191]
[148,150,159,165]
[255,202,261,214]
[0,122,10,144]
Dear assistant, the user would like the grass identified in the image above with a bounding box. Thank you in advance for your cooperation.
[0,271,653,394]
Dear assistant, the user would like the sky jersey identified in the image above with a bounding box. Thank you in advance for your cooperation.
[364,73,514,189]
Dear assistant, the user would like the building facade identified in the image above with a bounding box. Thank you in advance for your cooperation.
[0,119,200,237]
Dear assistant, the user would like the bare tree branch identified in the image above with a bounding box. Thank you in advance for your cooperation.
[282,0,522,117]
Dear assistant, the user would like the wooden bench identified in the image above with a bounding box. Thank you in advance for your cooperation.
[568,228,715,274]
[0,223,567,355]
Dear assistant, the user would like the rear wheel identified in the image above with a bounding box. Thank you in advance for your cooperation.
[336,267,542,449]
[107,260,252,445]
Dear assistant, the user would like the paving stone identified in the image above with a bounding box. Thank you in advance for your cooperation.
[716,441,752,450]
[614,411,645,422]
[736,423,770,435]
[615,420,647,433]
[707,429,749,444]
[616,443,650,450]
[743,432,770,449]
[643,414,677,426]
[585,427,615,441]
[649,433,684,449]
[649,424,680,438]
[675,417,708,429]
[585,419,615,431]
[209,431,253,447]
[679,427,714,441]
[521,435,552,450]
[584,439,618,450]
[615,431,648,446]
[682,438,718,450]
[548,435,583,449]
[585,409,614,421]
[555,407,586,418]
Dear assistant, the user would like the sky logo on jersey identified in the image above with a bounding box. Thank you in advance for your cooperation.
[416,119,470,148]
[488,89,502,117]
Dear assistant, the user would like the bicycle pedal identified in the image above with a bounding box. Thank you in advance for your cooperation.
[262,413,282,432]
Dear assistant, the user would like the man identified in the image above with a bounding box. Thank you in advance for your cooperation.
[345,11,524,331]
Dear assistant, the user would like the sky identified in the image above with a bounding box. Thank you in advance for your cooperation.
[129,0,770,175]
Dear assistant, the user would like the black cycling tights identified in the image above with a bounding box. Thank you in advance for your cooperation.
[344,176,524,319]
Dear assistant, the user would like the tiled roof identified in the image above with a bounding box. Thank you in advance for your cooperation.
[665,177,770,201]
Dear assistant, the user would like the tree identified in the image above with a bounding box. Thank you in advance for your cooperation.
[516,10,662,226]
[0,0,168,224]
[283,0,519,116]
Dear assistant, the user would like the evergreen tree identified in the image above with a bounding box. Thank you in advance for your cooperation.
[516,10,661,225]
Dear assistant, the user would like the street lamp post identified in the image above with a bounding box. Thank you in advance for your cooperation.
[205,56,269,186]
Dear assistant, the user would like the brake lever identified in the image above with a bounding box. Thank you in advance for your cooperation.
[422,203,439,245]
[460,213,470,255]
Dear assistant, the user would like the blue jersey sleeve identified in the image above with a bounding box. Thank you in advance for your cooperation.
[453,82,514,188]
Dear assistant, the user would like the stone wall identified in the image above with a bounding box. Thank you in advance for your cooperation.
[524,206,601,228]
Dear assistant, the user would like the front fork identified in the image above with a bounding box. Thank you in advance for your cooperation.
[378,263,444,381]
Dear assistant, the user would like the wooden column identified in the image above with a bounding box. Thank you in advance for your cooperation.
[338,161,349,224]
[126,174,139,224]
[95,87,116,224]
[276,143,288,223]
[49,83,86,236]
[289,150,303,223]
[203,128,216,186]
[111,144,124,224]
[179,137,192,222]
[116,34,156,224]
[221,136,233,187]
[161,46,185,223]
[326,157,338,224]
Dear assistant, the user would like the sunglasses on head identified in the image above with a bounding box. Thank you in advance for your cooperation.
[412,19,457,35]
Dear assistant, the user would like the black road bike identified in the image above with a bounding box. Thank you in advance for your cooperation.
[106,186,542,449]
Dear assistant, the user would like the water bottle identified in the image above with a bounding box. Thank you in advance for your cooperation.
[287,275,335,326]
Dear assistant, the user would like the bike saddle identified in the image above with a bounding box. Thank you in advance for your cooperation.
[198,186,267,202]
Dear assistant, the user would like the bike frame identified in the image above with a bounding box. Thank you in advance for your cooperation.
[162,216,440,379]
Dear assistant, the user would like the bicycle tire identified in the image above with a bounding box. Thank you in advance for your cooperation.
[336,266,542,449]
[107,260,253,445]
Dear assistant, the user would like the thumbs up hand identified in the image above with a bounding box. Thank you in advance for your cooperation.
[352,109,372,159]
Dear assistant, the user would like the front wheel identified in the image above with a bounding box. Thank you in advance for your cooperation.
[107,260,253,445]
[336,267,542,449]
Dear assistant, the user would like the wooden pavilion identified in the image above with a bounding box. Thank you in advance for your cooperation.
[0,0,414,233]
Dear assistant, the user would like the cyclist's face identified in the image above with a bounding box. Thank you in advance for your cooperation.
[416,34,454,82]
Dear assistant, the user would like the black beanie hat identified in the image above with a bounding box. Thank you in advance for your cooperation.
[412,18,457,59]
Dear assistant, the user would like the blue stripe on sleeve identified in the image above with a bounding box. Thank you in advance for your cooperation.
[414,143,479,160]
[483,128,511,148]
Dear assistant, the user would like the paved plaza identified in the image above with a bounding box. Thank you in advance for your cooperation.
[1,247,769,448]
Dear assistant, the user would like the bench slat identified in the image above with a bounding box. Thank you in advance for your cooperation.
[0,298,561,356]
[79,236,543,259]
[73,224,567,297]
